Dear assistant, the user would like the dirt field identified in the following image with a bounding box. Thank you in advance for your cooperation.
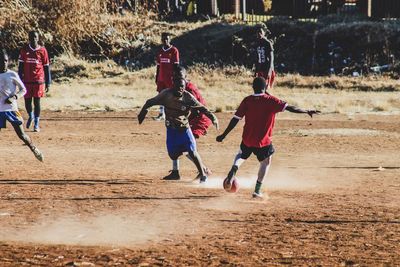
[0,111,399,266]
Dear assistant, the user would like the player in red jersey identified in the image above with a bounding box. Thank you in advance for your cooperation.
[154,32,180,121]
[163,66,212,180]
[216,77,320,198]
[18,30,51,132]
[255,26,275,91]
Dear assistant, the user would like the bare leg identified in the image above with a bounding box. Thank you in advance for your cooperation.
[187,150,207,182]
[12,123,43,162]
[186,153,211,176]
[254,156,272,197]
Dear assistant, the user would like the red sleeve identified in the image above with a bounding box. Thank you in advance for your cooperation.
[234,98,247,119]
[270,96,287,113]
[42,47,50,66]
[172,47,179,64]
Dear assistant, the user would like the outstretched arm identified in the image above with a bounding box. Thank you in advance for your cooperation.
[138,95,163,124]
[286,105,320,118]
[216,117,240,142]
[194,106,219,129]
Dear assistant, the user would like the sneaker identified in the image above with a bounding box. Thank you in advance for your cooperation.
[33,126,40,132]
[199,176,207,184]
[195,167,212,180]
[31,146,44,162]
[252,192,263,199]
[26,117,33,129]
[153,114,165,121]
[224,166,237,188]
[162,170,180,180]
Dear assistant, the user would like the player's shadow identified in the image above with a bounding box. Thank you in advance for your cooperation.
[0,179,139,185]
[2,195,218,201]
[285,218,400,224]
[131,23,250,70]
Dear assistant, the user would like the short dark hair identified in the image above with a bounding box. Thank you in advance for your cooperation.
[0,48,8,58]
[253,77,266,92]
[161,32,171,37]
[29,30,39,37]
[174,65,186,78]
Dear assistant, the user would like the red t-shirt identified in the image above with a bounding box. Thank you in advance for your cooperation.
[18,45,50,84]
[234,93,287,148]
[185,81,211,125]
[156,45,179,83]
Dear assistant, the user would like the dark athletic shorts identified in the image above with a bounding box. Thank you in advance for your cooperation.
[240,142,275,162]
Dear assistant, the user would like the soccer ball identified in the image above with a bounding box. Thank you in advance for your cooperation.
[223,177,239,193]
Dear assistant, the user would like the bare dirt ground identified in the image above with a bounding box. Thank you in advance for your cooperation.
[0,111,399,266]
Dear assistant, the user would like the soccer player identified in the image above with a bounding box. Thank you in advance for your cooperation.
[154,32,180,121]
[18,30,51,132]
[171,66,212,179]
[216,77,319,198]
[255,26,275,91]
[137,77,219,182]
[0,49,43,162]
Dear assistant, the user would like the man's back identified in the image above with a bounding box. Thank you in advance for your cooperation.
[235,94,286,147]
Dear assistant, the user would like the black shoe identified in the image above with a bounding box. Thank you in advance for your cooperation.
[163,170,180,180]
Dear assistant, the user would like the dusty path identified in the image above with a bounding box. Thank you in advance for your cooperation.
[0,111,399,266]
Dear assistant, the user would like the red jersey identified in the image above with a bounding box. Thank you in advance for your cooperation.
[18,45,50,84]
[156,45,179,83]
[186,81,211,121]
[234,93,287,148]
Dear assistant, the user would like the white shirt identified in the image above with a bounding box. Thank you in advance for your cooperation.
[0,70,26,112]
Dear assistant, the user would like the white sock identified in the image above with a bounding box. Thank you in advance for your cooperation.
[173,159,179,171]
[233,150,245,168]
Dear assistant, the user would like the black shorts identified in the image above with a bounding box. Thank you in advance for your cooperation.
[240,142,275,162]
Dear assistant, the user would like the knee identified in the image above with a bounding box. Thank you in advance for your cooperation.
[168,153,180,160]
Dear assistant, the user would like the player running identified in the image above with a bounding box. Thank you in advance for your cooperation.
[0,49,43,162]
[216,77,319,198]
[255,26,275,91]
[18,30,51,132]
[167,66,212,180]
[154,32,180,121]
[138,77,218,183]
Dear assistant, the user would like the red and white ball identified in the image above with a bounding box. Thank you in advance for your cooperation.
[223,177,239,193]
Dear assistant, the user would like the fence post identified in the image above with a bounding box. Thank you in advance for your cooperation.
[242,0,247,21]
[367,0,372,17]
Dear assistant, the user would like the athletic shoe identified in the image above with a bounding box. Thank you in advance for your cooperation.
[163,170,180,180]
[225,165,238,185]
[199,176,207,184]
[31,146,44,162]
[252,192,263,199]
[195,167,212,180]
[153,114,165,121]
[26,117,33,129]
[34,126,40,132]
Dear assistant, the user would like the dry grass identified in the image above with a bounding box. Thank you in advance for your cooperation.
[29,58,400,115]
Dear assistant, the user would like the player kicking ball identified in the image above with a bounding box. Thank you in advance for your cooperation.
[216,77,319,198]
[0,49,43,162]
[138,77,218,183]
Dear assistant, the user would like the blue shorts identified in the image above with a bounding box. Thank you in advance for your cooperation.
[166,127,197,158]
[0,111,23,129]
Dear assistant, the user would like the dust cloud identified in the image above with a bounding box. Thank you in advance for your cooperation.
[0,206,195,246]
